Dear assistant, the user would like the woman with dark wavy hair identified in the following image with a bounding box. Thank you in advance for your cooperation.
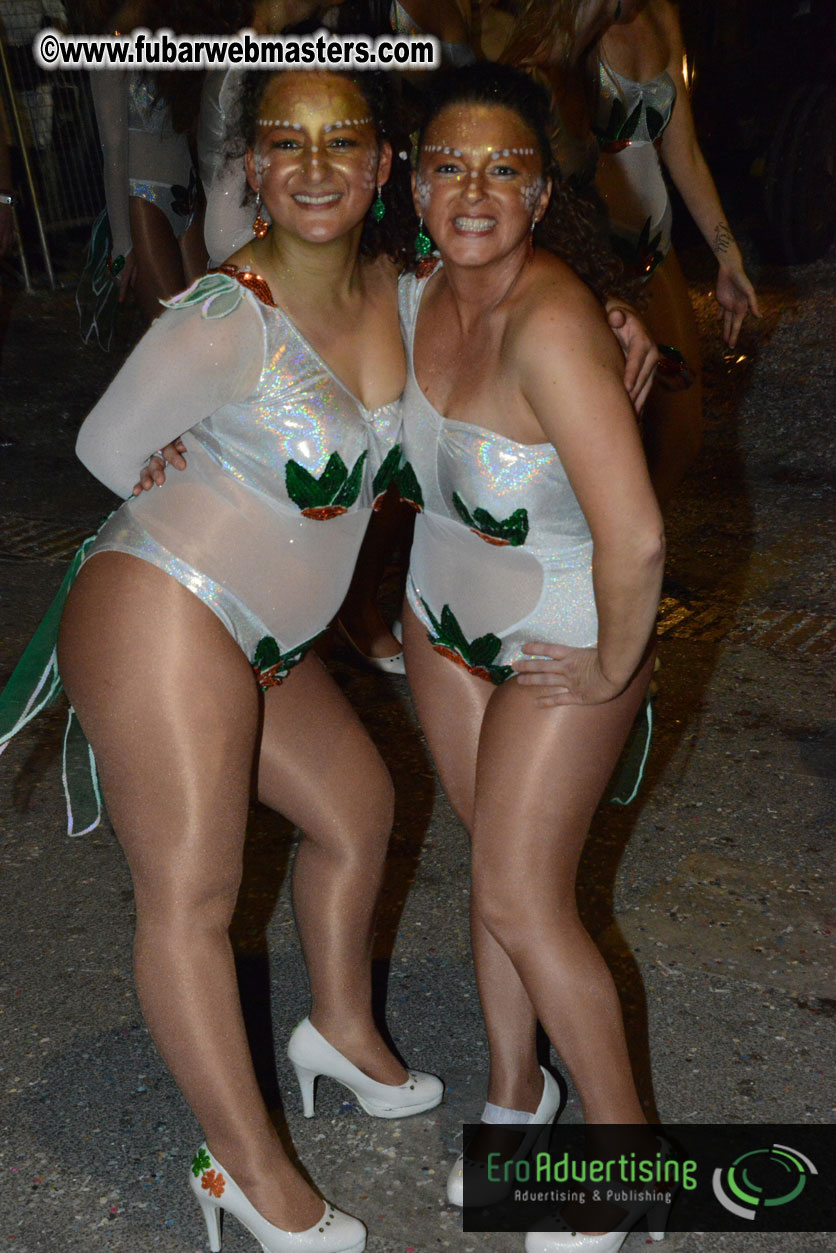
[398,62,666,1247]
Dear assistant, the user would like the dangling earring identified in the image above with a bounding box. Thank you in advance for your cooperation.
[527,219,536,263]
[252,193,269,240]
[414,218,432,258]
[371,185,386,222]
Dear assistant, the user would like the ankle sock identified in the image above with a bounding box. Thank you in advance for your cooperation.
[481,1101,533,1125]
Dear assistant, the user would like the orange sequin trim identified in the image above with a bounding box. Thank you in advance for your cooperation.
[211,264,276,307]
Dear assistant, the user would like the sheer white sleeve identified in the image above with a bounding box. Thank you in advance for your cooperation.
[88,69,132,261]
[76,285,264,499]
[199,69,263,267]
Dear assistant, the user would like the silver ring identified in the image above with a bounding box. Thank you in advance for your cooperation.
[150,450,165,462]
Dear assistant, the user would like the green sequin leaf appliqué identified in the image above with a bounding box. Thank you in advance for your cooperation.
[252,634,321,689]
[421,599,515,685]
[372,444,402,501]
[285,450,368,517]
[595,98,642,152]
[452,492,530,546]
[192,1147,211,1177]
[397,460,425,512]
[645,105,666,142]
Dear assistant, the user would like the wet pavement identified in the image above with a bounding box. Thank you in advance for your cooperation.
[1,231,834,1253]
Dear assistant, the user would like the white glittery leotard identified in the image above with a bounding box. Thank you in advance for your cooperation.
[77,269,401,686]
[89,70,196,259]
[594,58,676,279]
[398,271,597,684]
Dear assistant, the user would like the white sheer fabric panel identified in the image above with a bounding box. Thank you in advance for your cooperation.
[76,295,264,499]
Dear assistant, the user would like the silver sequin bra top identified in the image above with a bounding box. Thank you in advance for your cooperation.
[594,58,677,278]
[398,270,597,683]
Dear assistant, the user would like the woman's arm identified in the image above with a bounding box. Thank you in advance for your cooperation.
[88,68,132,265]
[515,278,664,702]
[656,1,760,347]
[76,292,263,499]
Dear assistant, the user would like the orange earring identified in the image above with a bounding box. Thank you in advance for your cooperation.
[253,193,269,240]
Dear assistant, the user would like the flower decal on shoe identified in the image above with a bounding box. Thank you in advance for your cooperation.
[191,1147,211,1177]
[452,492,529,546]
[201,1169,226,1198]
[421,599,514,685]
[286,451,368,519]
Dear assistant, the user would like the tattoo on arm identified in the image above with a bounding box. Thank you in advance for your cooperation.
[713,221,734,255]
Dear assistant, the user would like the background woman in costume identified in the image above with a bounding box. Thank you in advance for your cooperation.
[399,63,665,1246]
[503,0,760,506]
[81,0,210,324]
[53,67,441,1252]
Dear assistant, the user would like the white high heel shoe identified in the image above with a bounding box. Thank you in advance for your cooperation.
[524,1137,673,1252]
[287,1017,443,1118]
[446,1066,565,1207]
[189,1143,366,1253]
[524,1194,670,1252]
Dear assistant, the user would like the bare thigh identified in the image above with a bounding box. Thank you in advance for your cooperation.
[403,603,491,830]
[256,648,394,844]
[641,248,704,503]
[129,197,188,323]
[57,552,259,890]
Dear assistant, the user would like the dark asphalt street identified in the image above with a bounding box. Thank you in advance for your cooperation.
[0,232,834,1252]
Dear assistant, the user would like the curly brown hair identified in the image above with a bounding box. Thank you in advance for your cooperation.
[414,62,637,304]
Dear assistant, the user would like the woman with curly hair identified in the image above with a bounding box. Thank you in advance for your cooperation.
[53,67,442,1252]
[398,62,665,1245]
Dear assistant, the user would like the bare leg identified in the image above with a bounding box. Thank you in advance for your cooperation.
[256,654,406,1084]
[129,197,189,323]
[403,606,541,1113]
[404,605,653,1124]
[58,554,337,1229]
[641,247,704,509]
[339,489,413,659]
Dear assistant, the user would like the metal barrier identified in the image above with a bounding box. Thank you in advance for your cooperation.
[0,3,103,290]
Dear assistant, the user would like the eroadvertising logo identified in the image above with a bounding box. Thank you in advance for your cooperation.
[712,1143,817,1220]
[460,1123,835,1233]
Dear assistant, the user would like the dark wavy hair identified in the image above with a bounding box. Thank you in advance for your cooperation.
[414,62,637,303]
[232,69,417,266]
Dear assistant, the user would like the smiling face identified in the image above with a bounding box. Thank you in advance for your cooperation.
[246,73,391,245]
[414,103,551,268]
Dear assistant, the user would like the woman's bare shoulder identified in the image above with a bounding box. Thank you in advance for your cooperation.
[509,252,608,350]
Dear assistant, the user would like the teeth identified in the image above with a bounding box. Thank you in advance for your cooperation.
[455,216,494,232]
[294,193,341,205]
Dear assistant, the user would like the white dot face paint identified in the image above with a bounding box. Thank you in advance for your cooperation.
[418,102,549,262]
[414,171,432,214]
[251,74,384,244]
[520,176,546,216]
